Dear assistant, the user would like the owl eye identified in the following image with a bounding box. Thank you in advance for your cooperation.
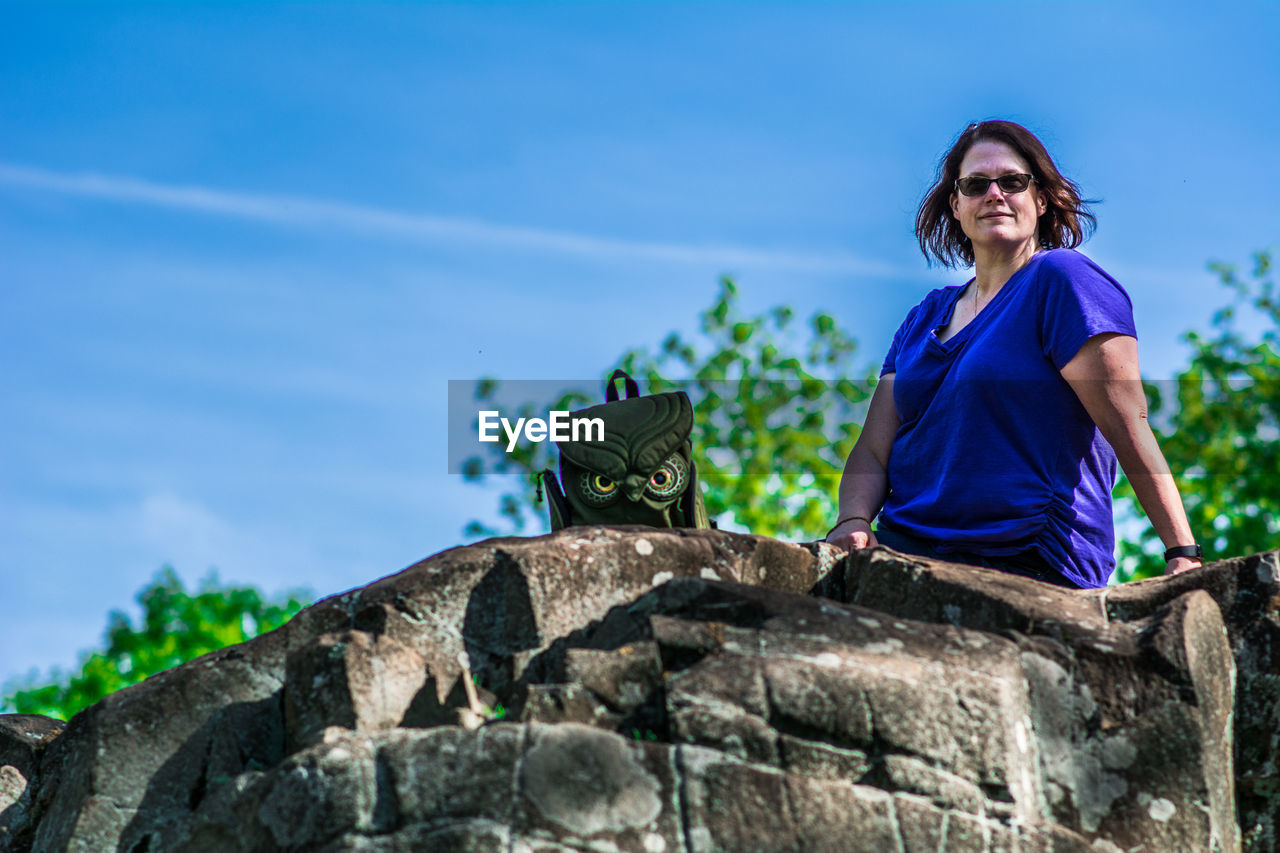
[579,471,619,506]
[646,454,688,500]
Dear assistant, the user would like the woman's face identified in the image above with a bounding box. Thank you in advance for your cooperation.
[950,140,1046,256]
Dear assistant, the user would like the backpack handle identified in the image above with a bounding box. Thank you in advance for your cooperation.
[605,369,640,402]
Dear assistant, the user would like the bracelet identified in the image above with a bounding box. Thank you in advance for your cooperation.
[827,515,872,538]
[1164,544,1203,562]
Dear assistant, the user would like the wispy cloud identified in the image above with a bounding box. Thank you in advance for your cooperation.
[0,162,898,275]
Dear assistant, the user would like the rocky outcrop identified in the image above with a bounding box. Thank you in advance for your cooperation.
[1,528,1276,852]
[0,716,64,846]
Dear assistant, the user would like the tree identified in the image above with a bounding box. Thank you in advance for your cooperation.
[1,568,311,720]
[462,383,594,538]
[463,278,877,540]
[463,256,1277,579]
[1114,250,1279,580]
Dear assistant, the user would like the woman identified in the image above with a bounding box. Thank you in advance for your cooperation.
[826,120,1202,588]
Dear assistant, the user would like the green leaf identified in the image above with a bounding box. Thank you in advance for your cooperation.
[1113,249,1279,581]
[461,277,876,541]
[2,569,311,720]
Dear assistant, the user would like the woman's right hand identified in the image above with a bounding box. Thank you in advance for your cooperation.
[828,376,896,554]
[825,518,878,552]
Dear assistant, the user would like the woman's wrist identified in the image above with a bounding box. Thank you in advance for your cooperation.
[1163,543,1203,563]
[827,514,873,538]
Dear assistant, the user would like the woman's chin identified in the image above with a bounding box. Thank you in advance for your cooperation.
[972,231,1036,254]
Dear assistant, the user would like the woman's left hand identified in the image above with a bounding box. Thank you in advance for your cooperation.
[1165,556,1203,576]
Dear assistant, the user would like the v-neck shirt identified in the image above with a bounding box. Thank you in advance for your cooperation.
[878,249,1137,588]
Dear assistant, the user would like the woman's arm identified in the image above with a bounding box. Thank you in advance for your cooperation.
[827,374,900,550]
[1060,333,1203,575]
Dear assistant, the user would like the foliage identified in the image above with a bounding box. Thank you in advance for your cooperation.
[615,278,876,539]
[1114,250,1279,580]
[464,277,877,540]
[463,257,1277,575]
[1,568,311,720]
[462,381,594,538]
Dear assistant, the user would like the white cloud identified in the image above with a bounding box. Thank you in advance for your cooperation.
[136,491,229,571]
[128,491,332,589]
[0,161,900,275]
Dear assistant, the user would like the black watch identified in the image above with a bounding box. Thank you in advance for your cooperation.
[1164,544,1203,562]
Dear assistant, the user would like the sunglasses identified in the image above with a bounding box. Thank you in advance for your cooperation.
[954,173,1035,197]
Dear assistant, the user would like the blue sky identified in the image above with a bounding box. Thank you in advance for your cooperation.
[2,2,1278,686]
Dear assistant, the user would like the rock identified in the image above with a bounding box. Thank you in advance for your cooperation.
[1101,550,1280,853]
[842,545,1279,852]
[0,715,63,848]
[284,629,428,751]
[0,529,1274,852]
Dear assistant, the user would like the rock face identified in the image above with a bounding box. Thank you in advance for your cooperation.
[1,527,1276,852]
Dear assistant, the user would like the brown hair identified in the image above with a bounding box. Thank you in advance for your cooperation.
[915,120,1096,268]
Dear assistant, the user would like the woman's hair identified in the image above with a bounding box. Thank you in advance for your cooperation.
[915,120,1096,268]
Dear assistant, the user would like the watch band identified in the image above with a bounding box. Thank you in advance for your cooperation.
[1164,544,1203,562]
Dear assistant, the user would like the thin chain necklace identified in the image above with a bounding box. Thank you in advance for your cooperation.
[969,249,1039,322]
[968,283,993,323]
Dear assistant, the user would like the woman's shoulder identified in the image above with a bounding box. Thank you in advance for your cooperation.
[1029,248,1133,308]
[889,283,963,343]
[917,281,968,310]
[1033,248,1111,278]
[896,283,963,326]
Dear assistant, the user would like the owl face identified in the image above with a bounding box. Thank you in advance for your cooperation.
[579,452,688,506]
[556,392,701,528]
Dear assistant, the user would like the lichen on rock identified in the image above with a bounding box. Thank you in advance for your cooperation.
[1,529,1276,852]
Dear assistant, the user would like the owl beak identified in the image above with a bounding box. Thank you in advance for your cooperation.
[622,473,647,502]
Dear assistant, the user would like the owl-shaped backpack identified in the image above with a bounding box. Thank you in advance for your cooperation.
[539,370,713,531]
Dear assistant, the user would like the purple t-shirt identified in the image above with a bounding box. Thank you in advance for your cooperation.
[879,249,1137,588]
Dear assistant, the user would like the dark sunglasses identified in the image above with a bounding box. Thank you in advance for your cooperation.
[954,173,1035,197]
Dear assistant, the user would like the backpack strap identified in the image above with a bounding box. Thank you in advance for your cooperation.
[605,369,641,402]
[681,459,714,529]
[540,469,571,531]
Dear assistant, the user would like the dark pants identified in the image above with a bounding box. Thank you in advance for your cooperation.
[874,524,1079,589]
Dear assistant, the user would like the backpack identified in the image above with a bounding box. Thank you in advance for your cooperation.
[539,370,712,531]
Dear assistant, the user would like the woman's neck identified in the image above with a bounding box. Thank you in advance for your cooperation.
[971,240,1040,295]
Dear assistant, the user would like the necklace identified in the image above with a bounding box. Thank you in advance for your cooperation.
[968,250,1037,322]
[969,284,989,323]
